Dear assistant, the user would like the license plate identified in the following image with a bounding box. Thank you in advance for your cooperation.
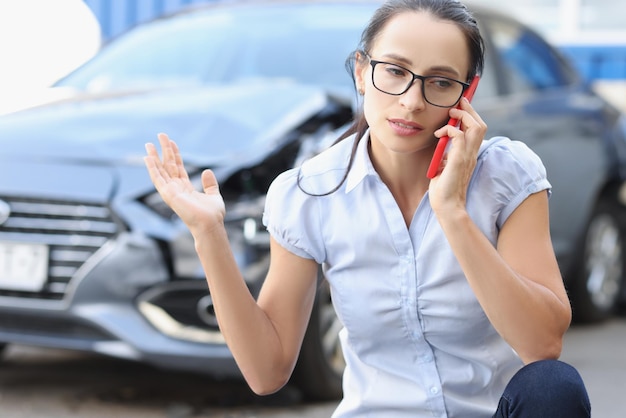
[0,241,49,291]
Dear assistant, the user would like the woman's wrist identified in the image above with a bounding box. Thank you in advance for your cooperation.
[192,220,228,251]
[433,205,471,232]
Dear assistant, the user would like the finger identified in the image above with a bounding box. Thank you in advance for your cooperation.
[447,100,482,129]
[145,143,164,173]
[157,132,172,161]
[440,112,482,156]
[157,133,174,167]
[458,97,481,120]
[145,141,157,156]
[157,133,180,178]
[143,150,168,192]
[145,141,172,179]
[201,169,220,194]
[144,142,160,164]
[171,140,191,182]
[434,124,462,141]
[458,99,487,135]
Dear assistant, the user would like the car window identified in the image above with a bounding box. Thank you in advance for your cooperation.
[55,4,372,93]
[485,16,570,93]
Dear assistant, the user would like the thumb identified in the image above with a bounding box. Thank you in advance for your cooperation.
[201,169,220,194]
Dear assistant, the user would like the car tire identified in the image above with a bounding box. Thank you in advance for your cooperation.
[291,278,344,401]
[568,194,626,323]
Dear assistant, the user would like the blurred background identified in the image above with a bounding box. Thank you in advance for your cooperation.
[2,0,624,113]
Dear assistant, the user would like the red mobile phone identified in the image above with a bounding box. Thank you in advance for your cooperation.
[426,75,480,179]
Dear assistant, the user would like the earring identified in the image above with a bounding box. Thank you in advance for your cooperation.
[358,88,364,95]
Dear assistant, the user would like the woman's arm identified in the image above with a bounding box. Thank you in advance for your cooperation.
[144,133,319,395]
[194,229,319,395]
[428,101,571,363]
[436,190,571,363]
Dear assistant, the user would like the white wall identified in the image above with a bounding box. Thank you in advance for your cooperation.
[0,0,101,114]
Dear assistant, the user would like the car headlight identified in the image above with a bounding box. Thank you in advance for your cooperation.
[223,195,270,287]
[143,190,269,285]
[142,190,177,220]
[224,195,269,248]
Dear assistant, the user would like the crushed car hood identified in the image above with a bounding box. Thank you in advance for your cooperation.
[0,82,334,168]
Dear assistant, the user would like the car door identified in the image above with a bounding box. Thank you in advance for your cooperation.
[474,12,611,268]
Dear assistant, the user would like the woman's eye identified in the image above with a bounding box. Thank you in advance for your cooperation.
[428,77,454,89]
[384,65,407,77]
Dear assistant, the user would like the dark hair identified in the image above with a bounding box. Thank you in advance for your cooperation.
[298,0,485,196]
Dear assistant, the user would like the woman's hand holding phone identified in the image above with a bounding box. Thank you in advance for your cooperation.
[427,75,480,179]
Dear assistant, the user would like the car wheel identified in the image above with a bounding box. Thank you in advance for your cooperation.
[291,278,344,401]
[569,195,626,323]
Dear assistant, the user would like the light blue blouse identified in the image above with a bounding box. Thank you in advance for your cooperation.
[263,131,551,417]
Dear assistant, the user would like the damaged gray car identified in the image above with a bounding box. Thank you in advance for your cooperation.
[0,1,363,400]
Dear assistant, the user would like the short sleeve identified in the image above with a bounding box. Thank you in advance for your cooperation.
[474,137,552,229]
[262,168,326,264]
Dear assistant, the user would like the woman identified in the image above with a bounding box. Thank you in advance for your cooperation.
[144,0,591,416]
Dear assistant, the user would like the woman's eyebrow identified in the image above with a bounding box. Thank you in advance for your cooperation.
[427,65,462,78]
[378,53,413,66]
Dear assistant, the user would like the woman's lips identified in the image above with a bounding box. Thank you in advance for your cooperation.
[388,119,424,136]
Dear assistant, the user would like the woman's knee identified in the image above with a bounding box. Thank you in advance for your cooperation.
[512,360,587,399]
[500,360,591,417]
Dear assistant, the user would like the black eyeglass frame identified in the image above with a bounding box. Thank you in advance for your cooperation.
[366,55,470,108]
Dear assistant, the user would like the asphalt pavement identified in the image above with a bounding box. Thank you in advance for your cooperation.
[0,317,624,417]
[560,318,626,418]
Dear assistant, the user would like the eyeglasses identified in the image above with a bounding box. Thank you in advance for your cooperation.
[366,55,469,108]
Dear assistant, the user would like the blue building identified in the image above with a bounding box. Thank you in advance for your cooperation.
[471,0,626,82]
[82,0,625,83]
[82,0,217,41]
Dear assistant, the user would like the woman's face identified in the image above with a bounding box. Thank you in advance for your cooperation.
[355,11,470,158]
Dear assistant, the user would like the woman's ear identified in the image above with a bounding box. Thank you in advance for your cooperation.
[354,51,367,95]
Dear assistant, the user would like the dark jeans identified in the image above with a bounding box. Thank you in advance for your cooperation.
[493,360,591,418]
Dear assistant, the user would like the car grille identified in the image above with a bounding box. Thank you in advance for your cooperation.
[0,196,120,300]
[0,312,113,341]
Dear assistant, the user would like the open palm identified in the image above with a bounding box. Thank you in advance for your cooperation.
[144,133,225,235]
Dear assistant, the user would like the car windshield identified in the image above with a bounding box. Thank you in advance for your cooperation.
[55,3,374,93]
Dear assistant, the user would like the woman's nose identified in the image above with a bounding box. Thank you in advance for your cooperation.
[398,80,426,111]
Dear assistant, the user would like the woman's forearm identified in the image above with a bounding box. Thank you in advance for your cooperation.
[192,225,295,394]
[435,208,571,363]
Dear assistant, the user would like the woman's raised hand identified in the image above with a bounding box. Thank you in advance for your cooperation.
[428,98,487,215]
[144,133,225,235]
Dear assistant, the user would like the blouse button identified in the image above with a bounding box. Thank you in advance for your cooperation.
[430,386,439,395]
